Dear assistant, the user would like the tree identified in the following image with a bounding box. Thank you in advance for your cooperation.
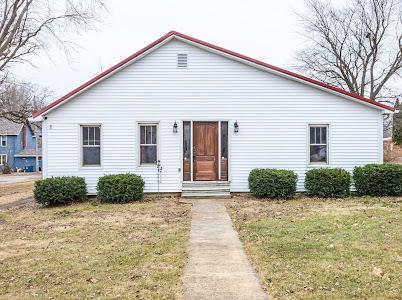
[297,0,402,104]
[0,0,106,77]
[0,80,51,123]
[393,99,402,144]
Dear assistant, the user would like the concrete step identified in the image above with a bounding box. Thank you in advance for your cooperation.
[182,186,230,192]
[183,181,230,187]
[181,181,231,199]
[181,192,231,199]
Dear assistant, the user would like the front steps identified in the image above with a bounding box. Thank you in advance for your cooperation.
[181,181,231,199]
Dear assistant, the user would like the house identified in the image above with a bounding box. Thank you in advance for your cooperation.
[0,118,42,172]
[31,31,395,196]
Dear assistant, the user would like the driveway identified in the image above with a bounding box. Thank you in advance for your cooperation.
[0,172,41,185]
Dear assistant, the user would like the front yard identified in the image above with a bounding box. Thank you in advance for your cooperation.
[227,196,402,299]
[0,199,191,299]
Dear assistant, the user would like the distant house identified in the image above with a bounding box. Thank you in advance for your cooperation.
[0,118,42,172]
[31,31,395,195]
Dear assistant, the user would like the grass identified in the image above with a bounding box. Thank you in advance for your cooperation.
[0,181,36,206]
[226,195,402,299]
[0,198,191,299]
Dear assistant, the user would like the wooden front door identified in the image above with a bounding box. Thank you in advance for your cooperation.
[193,122,218,181]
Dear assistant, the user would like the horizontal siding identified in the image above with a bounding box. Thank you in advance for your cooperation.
[43,39,382,193]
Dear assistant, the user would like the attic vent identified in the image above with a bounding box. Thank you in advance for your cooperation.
[177,53,188,68]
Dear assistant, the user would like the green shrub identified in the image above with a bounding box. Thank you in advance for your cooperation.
[97,173,145,203]
[353,164,402,196]
[34,176,87,207]
[248,168,298,199]
[305,168,351,198]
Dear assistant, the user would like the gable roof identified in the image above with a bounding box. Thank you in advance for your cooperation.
[32,31,395,119]
[0,118,23,135]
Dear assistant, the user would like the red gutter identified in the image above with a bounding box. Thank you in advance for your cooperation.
[33,30,395,118]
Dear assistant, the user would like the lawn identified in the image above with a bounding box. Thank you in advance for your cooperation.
[0,198,191,299]
[0,181,35,206]
[226,196,402,299]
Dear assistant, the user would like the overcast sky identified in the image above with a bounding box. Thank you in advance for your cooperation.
[13,0,349,99]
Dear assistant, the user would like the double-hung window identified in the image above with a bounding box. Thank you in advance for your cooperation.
[0,154,6,166]
[309,125,328,164]
[82,125,101,166]
[139,124,158,164]
[0,136,6,147]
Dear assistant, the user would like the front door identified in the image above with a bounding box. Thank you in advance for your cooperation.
[193,122,218,181]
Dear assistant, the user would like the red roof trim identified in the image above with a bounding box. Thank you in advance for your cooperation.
[33,30,395,118]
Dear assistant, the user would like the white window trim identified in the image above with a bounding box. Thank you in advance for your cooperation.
[80,124,102,168]
[0,135,6,147]
[138,122,159,166]
[0,154,7,166]
[308,124,330,166]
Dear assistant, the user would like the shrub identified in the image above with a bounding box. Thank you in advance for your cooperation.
[97,173,145,203]
[248,168,298,199]
[34,176,87,207]
[353,164,402,196]
[2,163,12,174]
[304,168,351,198]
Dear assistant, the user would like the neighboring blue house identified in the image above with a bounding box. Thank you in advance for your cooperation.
[0,118,42,172]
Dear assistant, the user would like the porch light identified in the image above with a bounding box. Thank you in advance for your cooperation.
[173,121,178,133]
[234,121,239,133]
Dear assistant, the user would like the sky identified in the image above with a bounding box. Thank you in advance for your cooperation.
[12,0,345,99]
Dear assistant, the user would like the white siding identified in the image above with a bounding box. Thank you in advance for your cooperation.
[42,39,383,193]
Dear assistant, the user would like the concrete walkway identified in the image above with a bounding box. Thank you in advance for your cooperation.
[181,199,267,300]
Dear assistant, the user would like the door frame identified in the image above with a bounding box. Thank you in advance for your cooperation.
[182,120,229,182]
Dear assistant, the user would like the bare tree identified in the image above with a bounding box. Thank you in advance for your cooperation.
[0,80,51,123]
[297,0,402,104]
[0,0,106,77]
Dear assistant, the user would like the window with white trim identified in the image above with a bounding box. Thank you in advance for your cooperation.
[0,154,6,166]
[82,126,101,166]
[139,124,157,164]
[309,125,328,164]
[0,136,6,147]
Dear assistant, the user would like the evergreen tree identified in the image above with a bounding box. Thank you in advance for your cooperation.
[393,99,402,145]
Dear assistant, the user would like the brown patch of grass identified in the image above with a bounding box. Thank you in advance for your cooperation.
[226,196,402,299]
[0,181,35,206]
[0,198,191,299]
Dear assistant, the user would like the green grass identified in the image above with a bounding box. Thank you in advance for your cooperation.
[226,196,402,299]
[0,198,191,299]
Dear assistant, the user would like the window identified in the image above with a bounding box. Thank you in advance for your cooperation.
[183,122,191,161]
[82,126,101,166]
[221,122,228,159]
[0,154,6,166]
[183,121,191,181]
[309,125,328,164]
[140,124,157,164]
[0,136,6,147]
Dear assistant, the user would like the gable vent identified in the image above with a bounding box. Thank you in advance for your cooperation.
[177,53,188,68]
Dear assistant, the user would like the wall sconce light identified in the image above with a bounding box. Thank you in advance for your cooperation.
[173,121,178,133]
[234,120,239,133]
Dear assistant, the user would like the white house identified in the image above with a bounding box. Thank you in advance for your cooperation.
[31,31,395,196]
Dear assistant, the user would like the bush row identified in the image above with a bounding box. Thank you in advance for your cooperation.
[248,164,402,199]
[34,173,144,207]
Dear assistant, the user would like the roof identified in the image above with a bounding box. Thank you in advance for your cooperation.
[14,148,42,157]
[0,118,23,135]
[32,31,395,119]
